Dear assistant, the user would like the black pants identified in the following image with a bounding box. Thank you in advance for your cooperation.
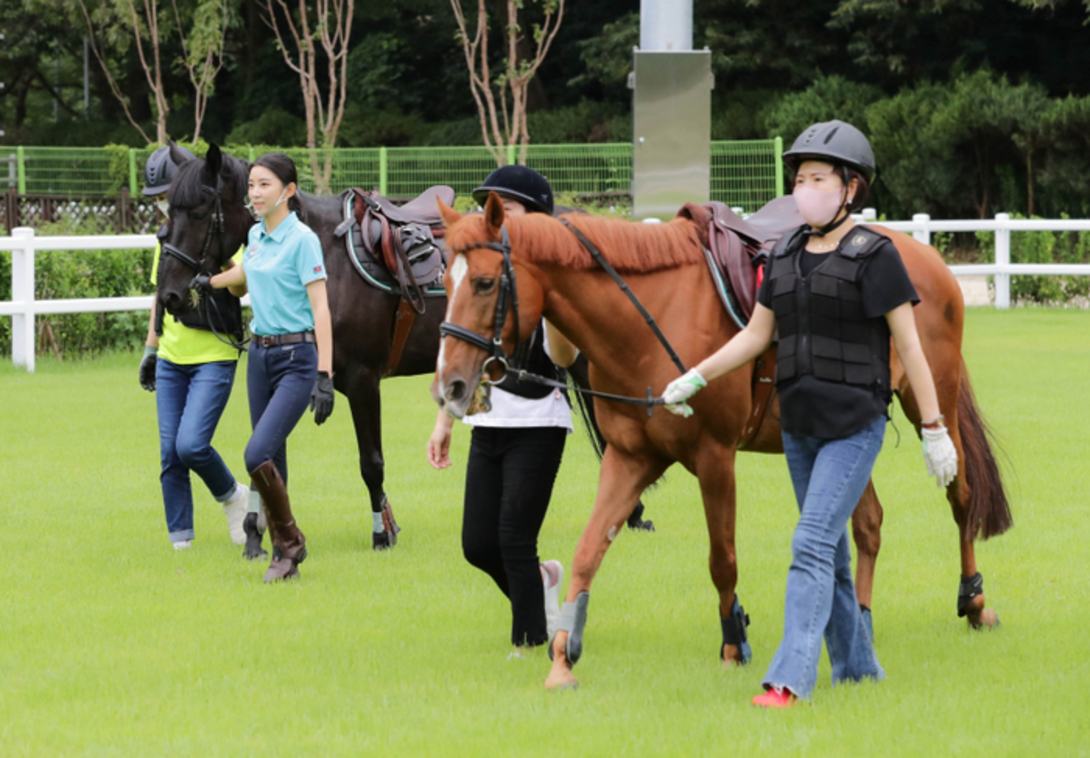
[462,425,567,647]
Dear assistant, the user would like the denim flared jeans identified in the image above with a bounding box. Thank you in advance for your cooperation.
[156,358,239,543]
[762,414,887,699]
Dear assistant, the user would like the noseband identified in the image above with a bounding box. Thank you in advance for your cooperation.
[439,226,531,384]
[159,179,226,276]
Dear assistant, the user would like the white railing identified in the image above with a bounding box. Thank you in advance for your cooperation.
[854,210,1090,309]
[4,215,1090,371]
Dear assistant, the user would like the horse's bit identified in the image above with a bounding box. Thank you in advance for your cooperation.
[438,223,684,413]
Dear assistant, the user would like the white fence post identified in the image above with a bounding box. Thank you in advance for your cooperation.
[912,213,930,245]
[11,227,36,373]
[994,212,1011,310]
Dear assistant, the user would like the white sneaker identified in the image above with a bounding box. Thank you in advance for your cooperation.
[222,483,249,545]
[173,539,193,550]
[541,560,564,641]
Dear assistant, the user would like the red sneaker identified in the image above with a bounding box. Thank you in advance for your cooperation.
[752,687,797,708]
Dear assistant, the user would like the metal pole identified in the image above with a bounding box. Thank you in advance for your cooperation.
[379,146,388,195]
[11,227,37,372]
[994,212,1011,309]
[16,146,26,194]
[774,136,784,197]
[129,149,138,195]
[640,0,692,51]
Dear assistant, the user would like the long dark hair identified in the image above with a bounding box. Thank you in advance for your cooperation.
[252,152,306,221]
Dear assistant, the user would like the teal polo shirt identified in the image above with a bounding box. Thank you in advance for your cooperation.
[243,211,327,336]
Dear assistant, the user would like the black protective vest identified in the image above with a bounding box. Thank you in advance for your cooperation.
[154,225,245,342]
[496,322,566,400]
[767,225,891,394]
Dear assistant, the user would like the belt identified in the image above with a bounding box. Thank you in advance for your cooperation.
[251,331,316,348]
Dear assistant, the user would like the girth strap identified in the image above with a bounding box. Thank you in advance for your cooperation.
[384,300,417,377]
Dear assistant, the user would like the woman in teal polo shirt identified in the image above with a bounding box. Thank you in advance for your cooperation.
[199,152,335,583]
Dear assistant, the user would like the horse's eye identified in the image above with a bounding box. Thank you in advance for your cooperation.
[473,278,496,294]
[188,208,209,222]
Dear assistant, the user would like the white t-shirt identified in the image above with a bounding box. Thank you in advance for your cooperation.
[462,328,575,432]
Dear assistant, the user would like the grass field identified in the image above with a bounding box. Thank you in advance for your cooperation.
[1,308,1088,756]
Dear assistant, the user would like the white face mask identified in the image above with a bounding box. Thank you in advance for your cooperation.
[156,199,170,216]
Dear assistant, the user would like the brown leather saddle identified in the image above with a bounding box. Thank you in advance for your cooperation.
[334,185,454,375]
[676,195,804,448]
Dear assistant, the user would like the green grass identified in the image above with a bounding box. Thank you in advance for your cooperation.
[1,308,1088,756]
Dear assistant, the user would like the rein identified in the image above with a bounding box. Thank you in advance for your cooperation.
[438,220,687,415]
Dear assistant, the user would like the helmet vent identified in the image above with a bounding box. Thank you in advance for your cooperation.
[823,126,840,144]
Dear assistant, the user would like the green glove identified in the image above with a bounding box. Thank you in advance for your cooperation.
[662,368,707,418]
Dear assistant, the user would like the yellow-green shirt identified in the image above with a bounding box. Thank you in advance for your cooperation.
[151,245,245,365]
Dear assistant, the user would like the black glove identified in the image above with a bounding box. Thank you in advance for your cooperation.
[139,346,158,392]
[190,274,214,296]
[310,371,335,425]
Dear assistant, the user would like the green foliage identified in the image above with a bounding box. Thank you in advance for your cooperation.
[764,75,883,144]
[225,110,307,147]
[338,107,429,148]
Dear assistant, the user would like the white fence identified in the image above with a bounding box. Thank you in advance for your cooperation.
[4,215,1090,372]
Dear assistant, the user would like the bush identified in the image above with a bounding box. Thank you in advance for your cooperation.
[225,109,307,147]
[974,213,1090,304]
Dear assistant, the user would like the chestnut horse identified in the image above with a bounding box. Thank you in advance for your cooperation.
[434,193,1010,690]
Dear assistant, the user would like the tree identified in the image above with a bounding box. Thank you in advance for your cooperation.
[258,0,354,192]
[170,0,227,143]
[450,0,566,166]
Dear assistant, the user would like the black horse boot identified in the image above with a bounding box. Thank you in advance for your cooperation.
[250,461,307,583]
[372,497,401,550]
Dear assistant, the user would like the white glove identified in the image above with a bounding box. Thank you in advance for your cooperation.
[921,423,958,488]
[662,368,707,417]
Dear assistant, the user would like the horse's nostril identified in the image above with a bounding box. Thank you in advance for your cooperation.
[445,379,467,403]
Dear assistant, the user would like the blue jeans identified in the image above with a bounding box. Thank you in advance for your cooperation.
[244,341,317,478]
[762,414,887,699]
[156,358,239,543]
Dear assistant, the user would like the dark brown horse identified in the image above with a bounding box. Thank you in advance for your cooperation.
[434,194,1010,690]
[155,144,450,547]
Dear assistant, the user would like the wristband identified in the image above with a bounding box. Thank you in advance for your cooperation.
[143,346,159,358]
[921,415,944,430]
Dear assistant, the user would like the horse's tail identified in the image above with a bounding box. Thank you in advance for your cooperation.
[957,359,1013,540]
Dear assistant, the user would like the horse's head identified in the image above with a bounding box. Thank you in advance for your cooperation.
[157,143,253,315]
[432,192,547,418]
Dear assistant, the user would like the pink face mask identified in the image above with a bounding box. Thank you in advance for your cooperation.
[794,185,849,228]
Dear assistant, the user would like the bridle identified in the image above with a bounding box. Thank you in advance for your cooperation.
[159,178,226,277]
[438,226,530,385]
[157,176,247,351]
[438,221,686,414]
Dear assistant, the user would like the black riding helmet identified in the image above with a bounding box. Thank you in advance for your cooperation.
[143,144,195,196]
[782,120,876,184]
[473,165,554,216]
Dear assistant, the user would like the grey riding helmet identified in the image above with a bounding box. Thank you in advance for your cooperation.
[782,120,876,183]
[473,165,554,216]
[142,145,196,196]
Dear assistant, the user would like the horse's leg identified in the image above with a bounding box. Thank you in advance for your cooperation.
[897,376,1001,629]
[567,357,654,532]
[691,442,751,666]
[545,447,667,690]
[341,366,400,550]
[851,480,883,641]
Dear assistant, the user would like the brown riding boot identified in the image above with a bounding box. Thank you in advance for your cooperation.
[249,460,307,583]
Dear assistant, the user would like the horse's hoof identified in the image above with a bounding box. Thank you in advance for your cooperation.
[544,667,579,691]
[372,499,401,551]
[969,608,1000,630]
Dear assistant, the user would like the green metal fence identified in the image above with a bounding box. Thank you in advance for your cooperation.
[8,140,783,210]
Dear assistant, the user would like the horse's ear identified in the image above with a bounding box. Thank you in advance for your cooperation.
[168,140,191,167]
[484,190,506,237]
[203,143,223,180]
[438,199,462,229]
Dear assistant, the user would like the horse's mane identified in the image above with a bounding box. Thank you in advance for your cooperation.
[168,152,250,208]
[449,212,705,274]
